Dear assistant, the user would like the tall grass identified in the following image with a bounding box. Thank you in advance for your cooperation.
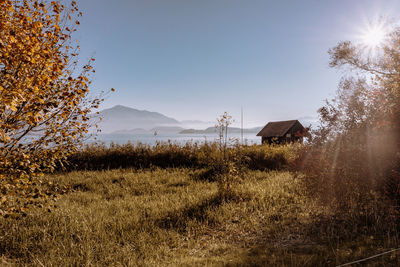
[294,137,400,250]
[2,141,398,265]
[1,168,398,266]
[62,141,300,172]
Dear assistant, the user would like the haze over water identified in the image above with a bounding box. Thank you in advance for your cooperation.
[90,132,260,146]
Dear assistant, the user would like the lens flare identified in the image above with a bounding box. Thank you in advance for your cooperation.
[357,19,391,53]
[361,23,386,48]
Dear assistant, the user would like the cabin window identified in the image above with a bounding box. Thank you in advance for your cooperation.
[286,133,291,137]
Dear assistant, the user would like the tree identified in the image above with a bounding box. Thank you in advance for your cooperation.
[0,0,103,213]
[316,40,400,143]
[308,22,400,212]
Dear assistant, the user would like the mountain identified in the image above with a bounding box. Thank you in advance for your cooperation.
[112,126,185,135]
[149,126,185,134]
[179,126,263,134]
[97,105,180,133]
[96,105,263,134]
[179,127,217,134]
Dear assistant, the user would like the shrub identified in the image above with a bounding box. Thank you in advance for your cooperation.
[61,141,299,173]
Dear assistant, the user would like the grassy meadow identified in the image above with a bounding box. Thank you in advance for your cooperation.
[3,1,400,266]
[0,143,399,266]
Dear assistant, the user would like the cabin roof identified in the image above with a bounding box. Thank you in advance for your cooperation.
[256,120,302,137]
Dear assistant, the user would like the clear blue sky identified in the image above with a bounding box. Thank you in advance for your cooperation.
[75,0,400,127]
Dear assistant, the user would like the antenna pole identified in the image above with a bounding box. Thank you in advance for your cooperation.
[241,106,243,144]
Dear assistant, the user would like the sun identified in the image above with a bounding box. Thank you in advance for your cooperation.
[361,24,385,48]
[359,20,389,49]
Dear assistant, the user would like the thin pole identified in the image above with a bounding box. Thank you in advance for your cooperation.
[241,106,243,144]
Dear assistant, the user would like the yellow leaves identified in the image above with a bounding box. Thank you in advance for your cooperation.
[8,35,17,43]
[33,21,43,29]
[27,115,37,125]
[0,129,10,142]
[9,105,18,112]
[0,0,104,215]
[32,86,39,93]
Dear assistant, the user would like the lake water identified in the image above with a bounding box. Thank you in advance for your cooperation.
[88,133,261,146]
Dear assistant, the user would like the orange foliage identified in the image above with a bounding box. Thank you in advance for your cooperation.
[0,0,103,215]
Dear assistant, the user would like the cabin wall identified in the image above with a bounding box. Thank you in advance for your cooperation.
[261,136,303,145]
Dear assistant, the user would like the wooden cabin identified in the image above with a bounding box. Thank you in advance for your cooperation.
[256,120,307,144]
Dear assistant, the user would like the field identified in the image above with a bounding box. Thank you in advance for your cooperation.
[3,0,400,266]
[1,165,399,266]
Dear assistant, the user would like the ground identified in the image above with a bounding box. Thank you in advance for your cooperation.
[0,168,399,266]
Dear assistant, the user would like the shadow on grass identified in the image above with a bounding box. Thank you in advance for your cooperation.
[190,167,220,182]
[156,193,223,233]
[226,212,399,267]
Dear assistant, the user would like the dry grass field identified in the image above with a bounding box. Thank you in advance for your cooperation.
[2,1,400,266]
[1,167,398,266]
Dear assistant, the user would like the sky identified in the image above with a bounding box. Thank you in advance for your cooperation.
[74,0,400,127]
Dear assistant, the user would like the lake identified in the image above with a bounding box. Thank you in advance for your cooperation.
[88,133,261,146]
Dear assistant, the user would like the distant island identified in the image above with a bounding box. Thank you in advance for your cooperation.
[112,126,185,135]
[179,126,262,134]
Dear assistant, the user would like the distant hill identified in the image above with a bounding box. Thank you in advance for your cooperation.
[179,127,217,134]
[112,126,185,135]
[149,126,185,134]
[180,126,262,134]
[98,105,180,133]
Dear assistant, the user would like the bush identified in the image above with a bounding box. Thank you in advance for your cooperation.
[60,142,300,173]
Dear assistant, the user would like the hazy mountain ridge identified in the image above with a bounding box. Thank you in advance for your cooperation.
[179,126,263,134]
[113,126,185,134]
[98,105,181,133]
[97,105,313,134]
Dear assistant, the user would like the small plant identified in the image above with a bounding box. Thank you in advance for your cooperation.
[216,151,243,201]
[213,112,242,200]
[215,112,233,158]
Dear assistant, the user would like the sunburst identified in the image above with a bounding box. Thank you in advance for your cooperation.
[357,19,390,53]
[362,23,386,48]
